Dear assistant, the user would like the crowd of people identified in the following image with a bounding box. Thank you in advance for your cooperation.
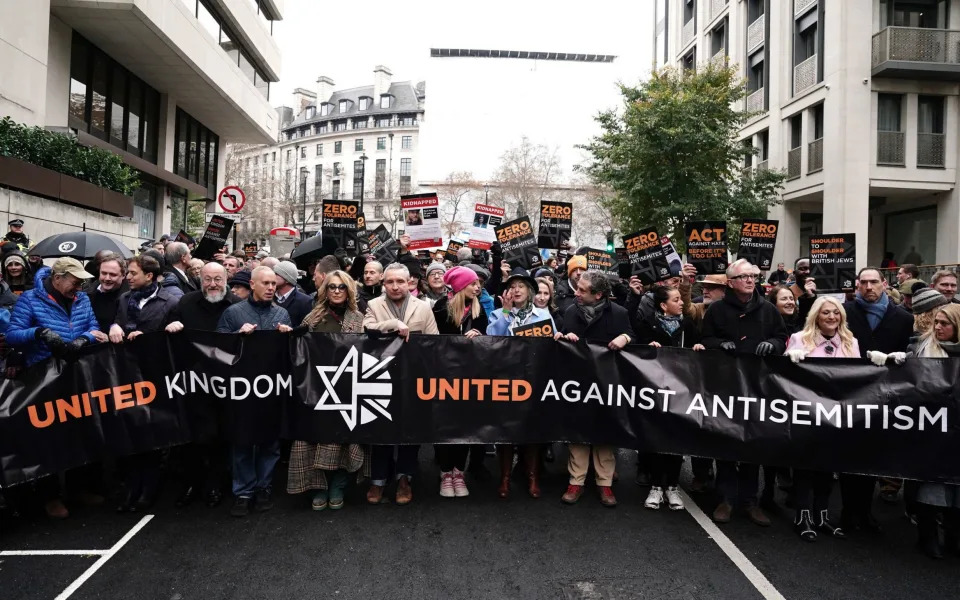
[1,218,959,560]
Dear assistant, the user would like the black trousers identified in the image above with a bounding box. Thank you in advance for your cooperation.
[840,473,876,524]
[435,445,469,472]
[794,469,833,513]
[650,454,683,488]
[178,442,227,492]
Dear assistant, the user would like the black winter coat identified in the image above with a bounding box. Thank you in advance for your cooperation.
[843,297,914,357]
[166,290,240,331]
[276,289,313,328]
[116,287,180,333]
[634,311,700,349]
[555,277,577,315]
[88,285,126,331]
[164,267,199,294]
[432,296,489,336]
[702,288,787,354]
[561,300,635,345]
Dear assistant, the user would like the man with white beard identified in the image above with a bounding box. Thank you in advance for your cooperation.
[164,261,240,508]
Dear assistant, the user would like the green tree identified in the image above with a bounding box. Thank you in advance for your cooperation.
[579,64,786,250]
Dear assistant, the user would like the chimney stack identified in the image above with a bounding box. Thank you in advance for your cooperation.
[373,65,393,101]
[290,88,316,117]
[316,76,335,105]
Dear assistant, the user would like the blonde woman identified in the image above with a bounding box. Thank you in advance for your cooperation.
[871,304,960,558]
[534,276,564,331]
[287,270,368,511]
[785,296,859,542]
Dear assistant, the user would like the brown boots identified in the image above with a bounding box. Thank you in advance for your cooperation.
[497,446,541,499]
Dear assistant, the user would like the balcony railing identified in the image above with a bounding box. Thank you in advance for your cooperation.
[872,27,960,70]
[795,0,816,17]
[711,50,726,66]
[793,54,818,94]
[918,132,946,167]
[682,19,695,48]
[756,160,769,172]
[808,138,823,173]
[746,88,765,113]
[709,0,728,22]
[877,130,906,166]
[787,147,801,180]
[747,15,765,53]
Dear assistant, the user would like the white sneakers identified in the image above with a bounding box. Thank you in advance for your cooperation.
[645,486,664,509]
[645,486,684,510]
[440,469,469,498]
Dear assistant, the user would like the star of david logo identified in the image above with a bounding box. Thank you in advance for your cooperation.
[315,346,394,431]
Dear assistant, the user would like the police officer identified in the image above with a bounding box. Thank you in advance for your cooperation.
[4,219,29,249]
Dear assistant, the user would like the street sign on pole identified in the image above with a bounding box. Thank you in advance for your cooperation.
[218,186,246,213]
[206,212,242,223]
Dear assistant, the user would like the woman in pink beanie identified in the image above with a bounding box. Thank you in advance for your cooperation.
[430,266,488,499]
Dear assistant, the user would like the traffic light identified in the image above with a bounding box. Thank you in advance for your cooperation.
[605,231,615,253]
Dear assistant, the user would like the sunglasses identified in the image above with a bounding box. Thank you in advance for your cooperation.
[326,283,348,292]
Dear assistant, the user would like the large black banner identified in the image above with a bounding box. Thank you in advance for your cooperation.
[2,332,959,486]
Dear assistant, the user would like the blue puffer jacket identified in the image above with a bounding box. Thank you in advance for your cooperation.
[5,266,100,366]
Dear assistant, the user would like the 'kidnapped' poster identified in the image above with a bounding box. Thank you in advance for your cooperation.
[469,204,505,250]
[400,193,442,250]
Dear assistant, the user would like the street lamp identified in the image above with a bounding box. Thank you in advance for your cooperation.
[484,184,489,203]
[359,153,368,215]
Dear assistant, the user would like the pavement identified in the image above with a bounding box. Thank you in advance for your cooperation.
[1,448,958,600]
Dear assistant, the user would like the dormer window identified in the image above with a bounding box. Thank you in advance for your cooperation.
[380,95,393,109]
[339,100,349,113]
[320,103,331,116]
[305,106,316,119]
[359,97,372,111]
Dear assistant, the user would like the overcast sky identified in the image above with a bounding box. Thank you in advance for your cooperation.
[275,0,654,182]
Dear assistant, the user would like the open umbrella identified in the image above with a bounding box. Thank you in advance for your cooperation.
[289,233,339,269]
[28,232,133,260]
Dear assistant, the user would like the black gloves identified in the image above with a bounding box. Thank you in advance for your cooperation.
[36,328,68,357]
[69,337,90,353]
[490,242,503,259]
[719,341,736,353]
[755,341,775,356]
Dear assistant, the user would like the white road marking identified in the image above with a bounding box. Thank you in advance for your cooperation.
[55,515,154,600]
[0,550,108,556]
[679,489,787,600]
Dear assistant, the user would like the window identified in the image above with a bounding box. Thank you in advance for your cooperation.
[339,100,348,113]
[881,0,948,28]
[376,117,392,128]
[355,139,364,151]
[375,159,386,198]
[334,162,342,175]
[334,120,347,132]
[683,0,696,25]
[790,115,802,149]
[300,146,306,159]
[187,0,270,99]
[353,119,368,129]
[359,97,371,110]
[711,21,726,57]
[878,94,903,131]
[811,104,824,140]
[380,95,392,109]
[918,96,945,134]
[759,130,770,161]
[317,123,328,134]
[331,180,340,200]
[747,0,764,21]
[317,143,322,156]
[286,149,292,160]
[399,158,412,195]
[334,141,342,153]
[271,151,276,161]
[375,204,385,218]
[399,115,415,126]
[796,23,817,64]
[89,46,108,135]
[377,136,386,150]
[401,136,413,150]
[306,106,316,119]
[314,164,322,201]
[173,107,219,194]
[682,48,696,71]
[353,160,364,199]
[320,103,331,116]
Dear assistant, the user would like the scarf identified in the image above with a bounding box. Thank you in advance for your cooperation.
[656,312,683,336]
[577,299,607,324]
[326,302,348,324]
[387,294,410,321]
[855,291,888,331]
[512,302,535,326]
[125,282,158,332]
[249,298,273,310]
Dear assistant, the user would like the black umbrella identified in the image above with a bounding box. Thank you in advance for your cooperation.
[28,232,133,260]
[289,233,339,269]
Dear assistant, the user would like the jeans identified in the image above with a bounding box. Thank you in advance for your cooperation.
[231,441,281,498]
[716,460,759,507]
[370,445,420,486]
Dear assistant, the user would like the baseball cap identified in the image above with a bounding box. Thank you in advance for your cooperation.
[52,257,94,279]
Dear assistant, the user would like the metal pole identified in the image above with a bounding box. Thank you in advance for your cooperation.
[359,154,367,215]
[388,133,394,233]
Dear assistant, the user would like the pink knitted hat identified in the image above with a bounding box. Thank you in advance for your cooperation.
[443,266,479,295]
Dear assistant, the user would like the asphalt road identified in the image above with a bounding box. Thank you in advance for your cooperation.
[1,448,958,600]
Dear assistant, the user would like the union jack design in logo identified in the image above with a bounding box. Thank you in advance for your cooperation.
[314,346,394,431]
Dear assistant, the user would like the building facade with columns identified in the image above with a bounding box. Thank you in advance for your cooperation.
[0,0,282,250]
[654,0,960,269]
[232,66,425,242]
